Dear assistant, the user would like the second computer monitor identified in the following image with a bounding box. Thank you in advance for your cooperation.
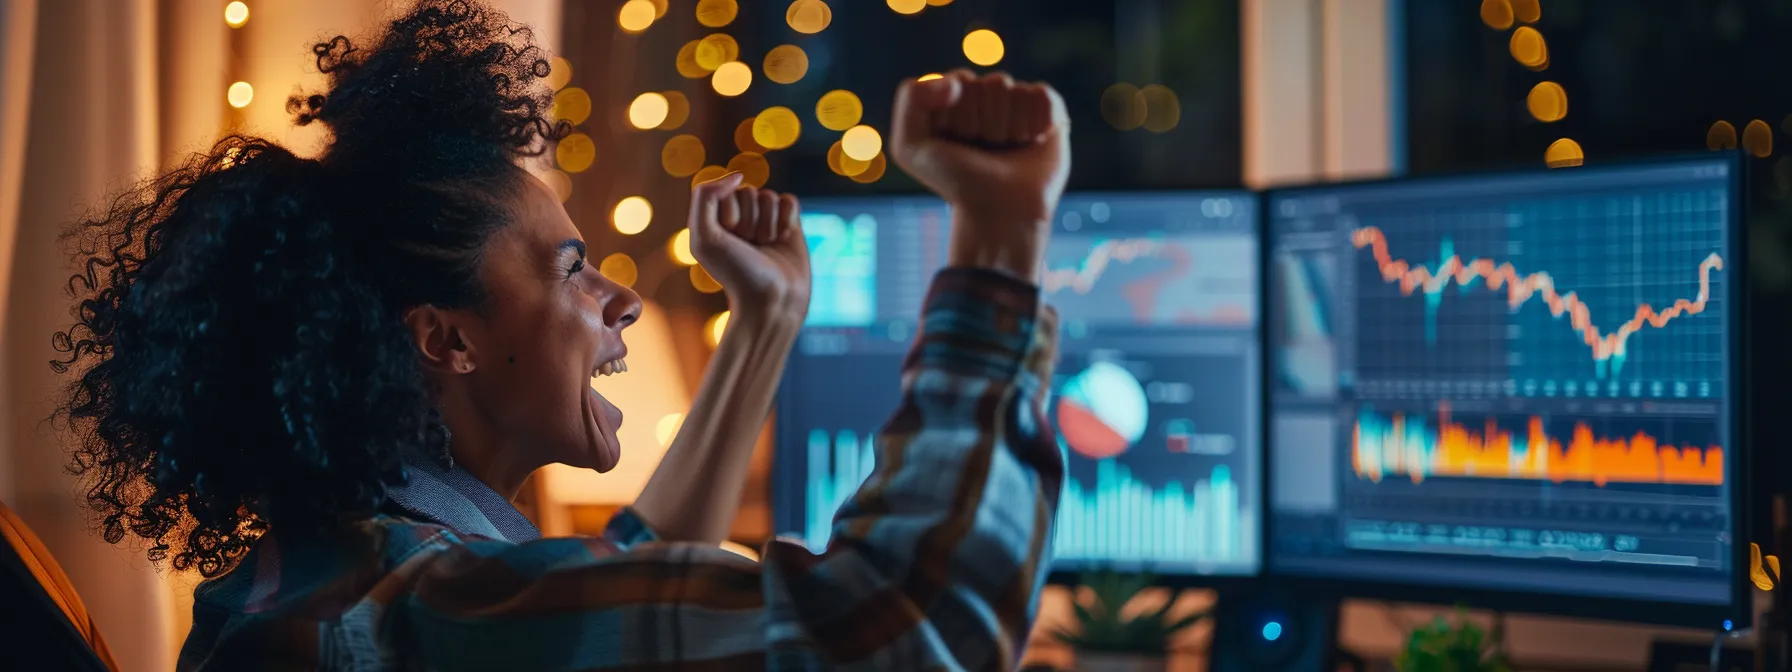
[1265,155,1747,627]
[775,191,1263,577]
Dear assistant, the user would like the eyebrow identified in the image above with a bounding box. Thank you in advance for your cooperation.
[557,239,587,258]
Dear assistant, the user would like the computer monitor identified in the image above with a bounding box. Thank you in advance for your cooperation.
[1264,154,1748,627]
[774,191,1264,578]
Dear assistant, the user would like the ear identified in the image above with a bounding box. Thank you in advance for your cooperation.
[404,305,480,375]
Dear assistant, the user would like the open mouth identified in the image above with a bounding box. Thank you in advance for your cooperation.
[591,355,628,378]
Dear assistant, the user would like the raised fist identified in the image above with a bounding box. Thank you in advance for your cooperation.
[687,172,811,322]
[889,71,1070,282]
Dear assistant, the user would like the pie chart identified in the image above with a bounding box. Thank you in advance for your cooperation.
[1056,361,1149,460]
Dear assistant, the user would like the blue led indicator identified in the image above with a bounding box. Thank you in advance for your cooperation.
[1723,619,1733,631]
[1262,621,1283,641]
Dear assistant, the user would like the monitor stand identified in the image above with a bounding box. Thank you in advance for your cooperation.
[1209,585,1354,671]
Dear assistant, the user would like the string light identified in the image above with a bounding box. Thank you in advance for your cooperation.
[1544,138,1583,168]
[227,81,254,108]
[1140,85,1181,133]
[691,165,729,188]
[661,135,707,177]
[224,2,250,27]
[726,152,771,188]
[712,62,752,97]
[557,133,597,173]
[618,0,657,32]
[676,41,712,79]
[1479,0,1513,30]
[671,229,697,265]
[1509,27,1548,70]
[599,253,639,287]
[735,118,768,153]
[1526,82,1567,123]
[547,57,574,90]
[828,140,871,177]
[696,0,738,28]
[555,87,593,125]
[816,90,864,131]
[888,0,925,14]
[612,197,653,235]
[850,153,887,184]
[786,0,832,34]
[1101,83,1146,130]
[696,34,741,71]
[628,92,670,129]
[1744,119,1774,158]
[842,125,882,161]
[752,107,802,150]
[706,311,731,347]
[963,29,1005,66]
[917,73,943,82]
[763,45,810,84]
[691,265,723,293]
[659,91,691,130]
[1708,121,1738,151]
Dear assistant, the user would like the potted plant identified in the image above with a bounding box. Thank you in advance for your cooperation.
[1052,571,1207,672]
[1393,607,1510,672]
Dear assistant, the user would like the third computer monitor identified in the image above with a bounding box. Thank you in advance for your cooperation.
[775,191,1263,578]
[1265,155,1746,627]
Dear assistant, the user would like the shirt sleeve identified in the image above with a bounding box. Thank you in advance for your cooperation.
[389,267,1065,671]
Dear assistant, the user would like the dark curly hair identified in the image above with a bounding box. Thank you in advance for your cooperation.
[49,0,566,577]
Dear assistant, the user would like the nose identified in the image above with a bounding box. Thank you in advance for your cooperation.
[603,280,642,330]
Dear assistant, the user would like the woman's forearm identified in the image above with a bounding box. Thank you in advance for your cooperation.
[631,306,802,543]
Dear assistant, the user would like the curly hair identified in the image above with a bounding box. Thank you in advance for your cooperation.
[49,0,566,577]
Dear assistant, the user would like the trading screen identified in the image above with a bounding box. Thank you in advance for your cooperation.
[776,193,1263,575]
[1266,158,1740,611]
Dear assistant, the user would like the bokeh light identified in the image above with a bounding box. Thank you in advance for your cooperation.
[850,153,888,184]
[786,0,832,34]
[538,169,573,203]
[671,229,697,265]
[764,45,810,84]
[1140,85,1180,132]
[691,265,723,293]
[555,87,593,125]
[696,34,741,71]
[547,57,573,90]
[227,81,254,108]
[655,413,684,446]
[828,140,871,177]
[628,92,670,129]
[1526,82,1566,123]
[816,90,864,131]
[735,118,768,153]
[648,0,669,18]
[661,135,707,177]
[888,0,925,14]
[927,0,953,5]
[842,125,883,161]
[659,91,691,130]
[1479,0,1513,30]
[1745,119,1774,158]
[1708,121,1738,151]
[727,152,771,188]
[556,133,597,173]
[719,540,759,561]
[676,41,712,79]
[618,0,657,32]
[1101,83,1146,131]
[225,1,250,27]
[917,73,943,82]
[1509,27,1548,70]
[712,62,752,97]
[612,196,653,235]
[963,29,1005,66]
[752,107,802,150]
[706,311,731,347]
[599,253,638,287]
[695,0,738,28]
[1509,0,1540,23]
[1544,138,1584,168]
[692,165,729,188]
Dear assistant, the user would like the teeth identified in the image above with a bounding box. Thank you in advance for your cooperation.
[592,358,628,377]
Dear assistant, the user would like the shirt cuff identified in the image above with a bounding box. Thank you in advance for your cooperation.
[906,266,1060,382]
[601,506,661,550]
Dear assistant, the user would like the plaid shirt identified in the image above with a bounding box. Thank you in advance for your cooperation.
[178,267,1064,671]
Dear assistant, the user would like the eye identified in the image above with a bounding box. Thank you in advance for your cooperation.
[565,257,586,278]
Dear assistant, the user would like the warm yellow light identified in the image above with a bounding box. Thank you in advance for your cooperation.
[727,152,771,188]
[735,117,767,154]
[691,264,723,293]
[676,41,712,79]
[659,91,691,130]
[815,90,864,131]
[1101,83,1146,131]
[618,0,657,32]
[828,140,870,177]
[963,29,1004,66]
[705,311,731,347]
[841,125,882,161]
[628,93,670,129]
[554,87,593,126]
[786,0,832,34]
[927,0,953,5]
[224,1,249,27]
[917,73,943,82]
[1708,121,1738,151]
[655,413,684,446]
[1545,138,1583,169]
[696,0,738,28]
[546,57,573,91]
[850,153,887,184]
[671,229,697,265]
[696,34,740,71]
[1509,27,1548,70]
[719,540,760,561]
[1526,82,1567,123]
[1140,85,1181,133]
[1509,0,1540,23]
[599,253,639,287]
[763,45,810,85]
[752,107,802,150]
[661,134,707,177]
[556,133,597,173]
[711,62,752,97]
[538,169,573,203]
[888,0,925,14]
[1479,0,1513,30]
[691,165,729,189]
[1745,119,1774,158]
[227,81,254,108]
[612,197,653,235]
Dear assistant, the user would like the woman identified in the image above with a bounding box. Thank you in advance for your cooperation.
[53,1,1071,669]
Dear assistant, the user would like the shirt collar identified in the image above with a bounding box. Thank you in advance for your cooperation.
[384,454,541,544]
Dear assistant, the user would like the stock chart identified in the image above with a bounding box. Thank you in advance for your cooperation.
[1267,158,1742,619]
[777,193,1262,576]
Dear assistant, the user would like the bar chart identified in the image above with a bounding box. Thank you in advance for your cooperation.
[1054,460,1252,568]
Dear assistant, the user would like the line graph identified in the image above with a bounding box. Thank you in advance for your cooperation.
[1040,234,1256,326]
[1352,406,1724,487]
[1352,225,1723,380]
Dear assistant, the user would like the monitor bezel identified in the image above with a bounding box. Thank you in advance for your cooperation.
[1257,151,1752,630]
[770,190,1272,589]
